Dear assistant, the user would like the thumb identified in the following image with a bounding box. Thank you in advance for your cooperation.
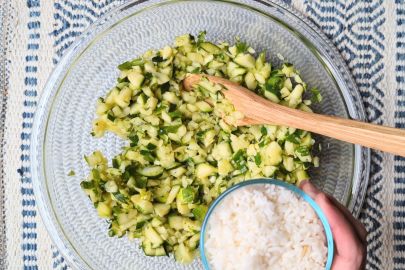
[299,180,322,199]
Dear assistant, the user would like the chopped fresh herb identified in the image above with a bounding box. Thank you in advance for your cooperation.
[285,133,300,144]
[144,72,153,81]
[296,145,310,156]
[254,153,262,166]
[112,158,119,169]
[112,205,122,214]
[152,56,164,63]
[118,58,143,70]
[260,126,267,136]
[232,149,247,171]
[91,169,100,181]
[196,130,205,140]
[311,87,323,103]
[123,164,137,180]
[235,40,249,53]
[155,103,167,114]
[117,76,129,83]
[140,150,154,162]
[265,74,284,98]
[159,125,181,135]
[107,113,116,122]
[146,143,157,150]
[160,82,170,93]
[80,180,94,189]
[197,30,207,46]
[192,205,208,222]
[90,131,95,137]
[112,192,128,203]
[135,177,148,189]
[295,129,304,138]
[169,103,177,112]
[191,67,201,74]
[68,170,75,176]
[136,220,147,229]
[128,134,139,147]
[258,138,269,148]
[179,187,195,203]
[168,111,182,119]
[270,69,284,77]
[303,162,313,170]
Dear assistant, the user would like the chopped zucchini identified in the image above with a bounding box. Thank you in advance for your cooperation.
[137,166,164,177]
[82,31,318,263]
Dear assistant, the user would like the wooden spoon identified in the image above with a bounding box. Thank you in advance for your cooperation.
[184,74,405,157]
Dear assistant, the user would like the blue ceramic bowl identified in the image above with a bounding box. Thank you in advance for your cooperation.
[200,179,334,270]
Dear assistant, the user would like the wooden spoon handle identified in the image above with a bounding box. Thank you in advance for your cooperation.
[235,88,405,156]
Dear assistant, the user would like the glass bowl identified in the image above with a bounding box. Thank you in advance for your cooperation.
[200,179,334,270]
[31,0,370,269]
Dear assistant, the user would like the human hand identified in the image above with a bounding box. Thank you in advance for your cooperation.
[300,180,367,270]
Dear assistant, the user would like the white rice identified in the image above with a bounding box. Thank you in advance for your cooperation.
[205,184,328,270]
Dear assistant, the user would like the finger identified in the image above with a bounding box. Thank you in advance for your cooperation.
[300,181,363,259]
[315,193,364,263]
[326,194,367,243]
[300,180,367,243]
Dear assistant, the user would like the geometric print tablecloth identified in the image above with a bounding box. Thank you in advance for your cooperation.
[1,0,405,269]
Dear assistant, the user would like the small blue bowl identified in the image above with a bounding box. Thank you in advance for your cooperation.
[200,178,334,270]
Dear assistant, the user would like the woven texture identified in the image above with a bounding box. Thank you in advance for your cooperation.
[1,0,404,269]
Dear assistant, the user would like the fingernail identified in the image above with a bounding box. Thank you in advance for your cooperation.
[301,181,321,198]
[298,179,309,188]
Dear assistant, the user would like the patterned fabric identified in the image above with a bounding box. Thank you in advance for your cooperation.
[0,0,12,267]
[2,0,405,269]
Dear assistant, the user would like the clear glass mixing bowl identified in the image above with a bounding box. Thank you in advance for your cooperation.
[31,0,370,269]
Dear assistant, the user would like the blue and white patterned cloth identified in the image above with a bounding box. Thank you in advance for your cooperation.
[1,0,405,269]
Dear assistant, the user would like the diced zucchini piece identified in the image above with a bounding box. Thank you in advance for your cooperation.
[97,201,111,218]
[283,156,294,172]
[296,169,309,182]
[174,243,195,264]
[234,54,255,69]
[131,195,154,214]
[264,90,280,103]
[263,141,283,166]
[166,185,180,204]
[170,166,187,178]
[217,159,233,176]
[177,200,190,216]
[192,205,208,222]
[142,240,155,256]
[154,203,171,217]
[137,166,164,177]
[200,42,221,54]
[168,215,184,230]
[212,142,232,161]
[144,225,164,247]
[154,247,167,256]
[195,101,213,112]
[187,233,200,249]
[245,72,257,90]
[127,71,144,89]
[183,219,201,232]
[196,163,217,179]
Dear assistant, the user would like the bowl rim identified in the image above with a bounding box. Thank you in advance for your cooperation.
[30,0,370,269]
[199,178,334,270]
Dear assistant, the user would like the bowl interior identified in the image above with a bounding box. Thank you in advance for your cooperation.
[32,1,367,269]
[200,179,334,270]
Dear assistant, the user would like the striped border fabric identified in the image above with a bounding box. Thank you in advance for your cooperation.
[2,0,405,269]
[0,0,13,267]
